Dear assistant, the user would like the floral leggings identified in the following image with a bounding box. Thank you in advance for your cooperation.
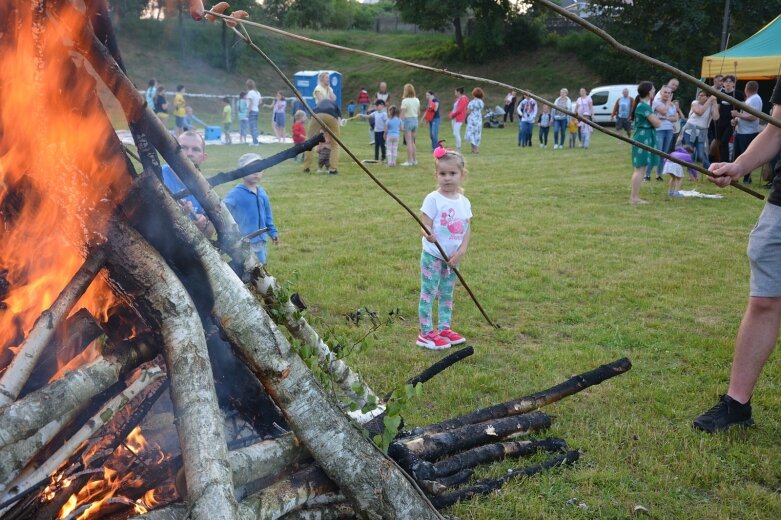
[418,251,457,333]
[386,136,399,166]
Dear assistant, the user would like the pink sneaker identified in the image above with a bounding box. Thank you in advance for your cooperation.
[416,330,452,350]
[438,328,465,345]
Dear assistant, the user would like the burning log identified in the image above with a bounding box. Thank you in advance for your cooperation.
[0,408,82,493]
[20,308,104,396]
[0,336,155,452]
[102,220,240,520]
[0,248,107,406]
[0,364,165,504]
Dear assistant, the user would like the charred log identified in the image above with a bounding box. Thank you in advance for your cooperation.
[394,411,552,463]
[430,451,581,509]
[406,357,632,438]
[172,134,326,200]
[20,308,104,397]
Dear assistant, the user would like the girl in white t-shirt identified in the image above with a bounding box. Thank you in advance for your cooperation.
[416,146,472,350]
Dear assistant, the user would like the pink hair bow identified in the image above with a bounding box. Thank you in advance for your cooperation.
[433,140,448,159]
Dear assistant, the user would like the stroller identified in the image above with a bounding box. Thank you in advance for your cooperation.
[483,105,505,128]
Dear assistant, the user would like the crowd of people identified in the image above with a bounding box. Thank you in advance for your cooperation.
[630,74,770,204]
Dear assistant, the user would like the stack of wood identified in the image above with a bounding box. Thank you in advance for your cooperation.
[0,2,632,519]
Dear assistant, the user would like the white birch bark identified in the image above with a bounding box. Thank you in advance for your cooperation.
[103,221,240,520]
[238,465,341,520]
[0,248,107,406]
[229,433,308,496]
[0,407,80,492]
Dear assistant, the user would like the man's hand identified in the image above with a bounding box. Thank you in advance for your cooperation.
[708,161,746,188]
[272,236,280,245]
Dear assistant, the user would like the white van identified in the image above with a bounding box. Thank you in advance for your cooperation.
[589,84,638,124]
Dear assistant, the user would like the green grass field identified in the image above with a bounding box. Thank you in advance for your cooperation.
[189,116,781,519]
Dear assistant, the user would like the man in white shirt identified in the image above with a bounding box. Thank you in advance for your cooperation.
[732,80,763,184]
[245,79,262,146]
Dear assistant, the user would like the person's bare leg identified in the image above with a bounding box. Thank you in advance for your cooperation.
[727,296,781,403]
[630,167,647,204]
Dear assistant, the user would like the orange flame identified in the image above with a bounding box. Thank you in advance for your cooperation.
[0,3,131,361]
[57,427,164,519]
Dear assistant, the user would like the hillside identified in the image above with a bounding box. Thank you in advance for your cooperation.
[111,19,600,123]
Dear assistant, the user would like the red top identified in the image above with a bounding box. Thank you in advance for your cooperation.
[292,121,306,144]
[357,90,370,104]
[449,95,468,123]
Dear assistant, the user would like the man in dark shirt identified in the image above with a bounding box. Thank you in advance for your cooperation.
[714,75,746,162]
[694,76,781,433]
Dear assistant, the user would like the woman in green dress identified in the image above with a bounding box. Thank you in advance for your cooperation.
[630,81,662,204]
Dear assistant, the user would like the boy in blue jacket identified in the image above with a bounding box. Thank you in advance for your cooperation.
[224,153,279,264]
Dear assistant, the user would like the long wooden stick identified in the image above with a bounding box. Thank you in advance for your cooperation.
[0,248,107,406]
[171,133,325,199]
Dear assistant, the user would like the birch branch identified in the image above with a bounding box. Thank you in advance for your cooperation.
[0,248,107,406]
[63,8,385,409]
[0,336,154,451]
[254,271,379,408]
[0,408,81,492]
[103,220,240,520]
[1,365,164,502]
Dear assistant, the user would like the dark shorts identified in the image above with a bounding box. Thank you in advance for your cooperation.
[175,116,186,128]
[274,112,286,128]
[748,203,781,297]
[616,117,632,132]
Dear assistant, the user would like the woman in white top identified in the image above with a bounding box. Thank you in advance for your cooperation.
[552,88,572,149]
[575,87,593,146]
[682,90,719,168]
[400,83,421,166]
[313,71,336,104]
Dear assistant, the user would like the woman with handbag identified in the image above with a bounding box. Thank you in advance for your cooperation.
[682,90,719,168]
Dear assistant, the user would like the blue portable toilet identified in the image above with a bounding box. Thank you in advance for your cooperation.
[293,70,342,111]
